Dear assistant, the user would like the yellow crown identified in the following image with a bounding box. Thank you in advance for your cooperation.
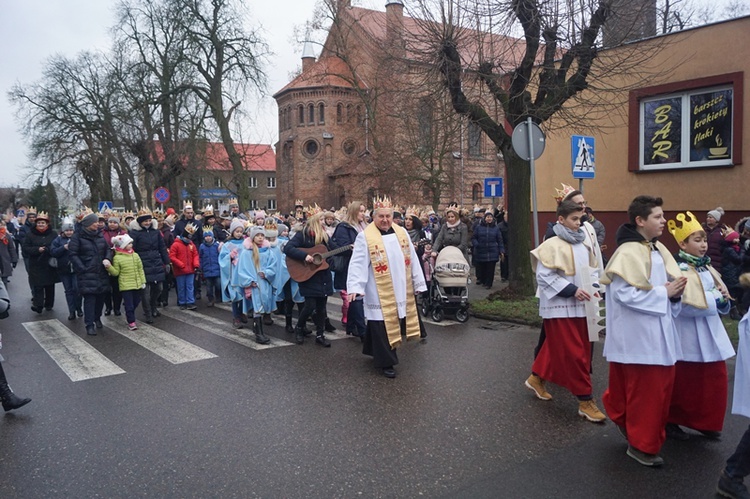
[201,204,214,216]
[445,203,461,215]
[202,225,214,234]
[294,199,304,207]
[228,198,239,207]
[36,210,50,221]
[26,206,38,215]
[183,200,193,211]
[184,222,198,236]
[137,206,152,218]
[264,218,278,230]
[305,203,322,218]
[554,183,576,203]
[668,211,704,243]
[152,209,164,220]
[123,210,135,220]
[373,196,393,210]
[76,207,93,221]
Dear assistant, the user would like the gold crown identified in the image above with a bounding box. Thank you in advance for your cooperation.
[201,204,214,216]
[152,209,164,220]
[123,210,135,220]
[294,199,304,207]
[36,210,50,221]
[228,198,239,207]
[373,196,393,210]
[445,203,461,215]
[305,203,322,218]
[184,222,198,236]
[137,206,152,218]
[202,225,214,234]
[668,211,704,243]
[76,207,94,221]
[554,183,576,203]
[27,206,38,215]
[405,205,418,218]
[264,218,278,230]
[183,200,193,211]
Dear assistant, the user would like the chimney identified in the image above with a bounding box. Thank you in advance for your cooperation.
[301,41,316,72]
[385,1,404,52]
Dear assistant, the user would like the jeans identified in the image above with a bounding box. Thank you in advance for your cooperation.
[82,293,104,328]
[140,281,162,317]
[204,276,221,301]
[726,424,750,480]
[175,274,195,306]
[59,273,81,315]
[121,289,142,324]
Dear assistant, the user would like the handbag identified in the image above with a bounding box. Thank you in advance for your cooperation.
[48,256,59,268]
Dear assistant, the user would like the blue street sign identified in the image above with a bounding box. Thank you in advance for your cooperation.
[572,135,595,179]
[98,201,113,212]
[181,188,234,199]
[154,187,171,204]
[483,177,503,198]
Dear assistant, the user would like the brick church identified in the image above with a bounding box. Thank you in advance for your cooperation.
[273,0,509,213]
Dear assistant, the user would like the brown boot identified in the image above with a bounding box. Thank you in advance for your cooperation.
[524,374,552,401]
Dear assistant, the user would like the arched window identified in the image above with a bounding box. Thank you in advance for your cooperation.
[472,183,482,202]
[346,104,353,123]
[336,103,343,124]
[318,103,325,124]
[356,105,363,126]
[287,106,292,129]
[298,105,304,126]
[308,103,315,125]
[468,121,482,157]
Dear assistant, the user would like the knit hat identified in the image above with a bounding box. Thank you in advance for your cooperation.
[112,234,133,249]
[250,225,265,240]
[108,216,120,224]
[277,223,288,235]
[61,217,75,231]
[137,213,153,224]
[707,207,724,222]
[82,213,99,228]
[725,230,740,242]
[229,218,245,235]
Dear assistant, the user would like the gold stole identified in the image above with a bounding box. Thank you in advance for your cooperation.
[364,223,420,348]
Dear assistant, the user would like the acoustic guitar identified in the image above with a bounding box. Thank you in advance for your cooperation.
[286,244,353,282]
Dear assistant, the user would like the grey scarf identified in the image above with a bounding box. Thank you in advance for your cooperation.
[553,222,586,244]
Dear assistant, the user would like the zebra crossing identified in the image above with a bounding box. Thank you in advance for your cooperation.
[21,295,463,382]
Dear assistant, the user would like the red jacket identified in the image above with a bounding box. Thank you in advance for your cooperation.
[169,238,200,276]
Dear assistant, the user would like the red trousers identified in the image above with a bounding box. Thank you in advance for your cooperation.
[668,360,728,432]
[532,317,592,397]
[603,362,675,454]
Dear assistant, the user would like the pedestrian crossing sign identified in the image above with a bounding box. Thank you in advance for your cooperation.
[571,135,595,179]
[98,201,113,212]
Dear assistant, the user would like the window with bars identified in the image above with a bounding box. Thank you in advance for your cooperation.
[267,177,276,188]
[248,177,258,188]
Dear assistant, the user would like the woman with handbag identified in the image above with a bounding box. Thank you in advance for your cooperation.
[331,201,368,338]
[21,211,58,313]
[51,218,82,320]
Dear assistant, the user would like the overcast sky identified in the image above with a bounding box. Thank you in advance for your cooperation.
[0,0,741,187]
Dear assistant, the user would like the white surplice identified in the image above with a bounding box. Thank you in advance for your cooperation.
[733,312,750,418]
[536,242,597,319]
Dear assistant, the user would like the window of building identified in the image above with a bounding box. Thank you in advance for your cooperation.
[249,199,258,210]
[197,176,204,188]
[356,105,363,126]
[337,103,343,124]
[214,177,222,188]
[630,72,742,171]
[346,104,353,123]
[267,177,276,188]
[468,121,482,157]
[267,199,277,210]
[318,103,325,124]
[342,139,357,156]
[308,103,315,125]
[303,139,320,158]
[248,176,258,188]
[298,104,304,126]
[417,98,433,151]
[472,183,482,201]
[182,179,188,188]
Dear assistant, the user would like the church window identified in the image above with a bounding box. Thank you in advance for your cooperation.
[468,121,482,157]
[417,98,433,152]
[337,104,343,124]
[308,103,315,125]
[303,139,320,158]
[346,104,353,123]
[472,183,482,201]
[356,105,363,126]
[342,139,357,156]
[318,103,325,124]
[298,105,304,126]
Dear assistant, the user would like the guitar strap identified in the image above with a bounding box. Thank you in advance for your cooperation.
[364,223,420,348]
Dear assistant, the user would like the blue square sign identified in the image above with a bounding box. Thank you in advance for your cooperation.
[484,177,503,198]
[572,135,595,179]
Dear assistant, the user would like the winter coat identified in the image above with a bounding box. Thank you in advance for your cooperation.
[169,237,200,276]
[21,226,58,287]
[704,224,724,272]
[471,220,504,263]
[721,241,743,291]
[432,221,469,261]
[160,226,175,249]
[68,227,111,295]
[199,241,221,278]
[107,249,147,291]
[0,233,18,278]
[102,227,127,249]
[50,234,75,275]
[284,229,333,298]
[16,220,34,248]
[330,221,359,290]
[130,220,170,282]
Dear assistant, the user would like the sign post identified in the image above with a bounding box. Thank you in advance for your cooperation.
[571,135,595,193]
[512,118,546,248]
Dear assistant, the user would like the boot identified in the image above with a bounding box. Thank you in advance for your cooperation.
[294,324,305,345]
[0,363,31,412]
[314,313,330,347]
[253,317,271,345]
[297,303,312,335]
[285,315,294,334]
[263,313,274,325]
[730,306,742,320]
[340,291,349,326]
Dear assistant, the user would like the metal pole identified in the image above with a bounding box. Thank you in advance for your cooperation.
[460,117,465,207]
[579,179,583,194]
[528,117,540,248]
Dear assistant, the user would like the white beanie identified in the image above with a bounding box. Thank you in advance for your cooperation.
[250,225,265,240]
[707,207,724,222]
[112,234,133,250]
[229,219,245,235]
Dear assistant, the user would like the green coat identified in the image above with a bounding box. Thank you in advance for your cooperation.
[107,250,147,291]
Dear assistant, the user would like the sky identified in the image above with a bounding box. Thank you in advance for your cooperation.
[0,0,741,188]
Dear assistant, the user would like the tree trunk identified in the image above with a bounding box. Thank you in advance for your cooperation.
[502,144,535,296]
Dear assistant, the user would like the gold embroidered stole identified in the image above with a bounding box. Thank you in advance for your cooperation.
[364,223,420,348]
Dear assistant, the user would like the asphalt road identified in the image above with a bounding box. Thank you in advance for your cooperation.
[0,265,745,498]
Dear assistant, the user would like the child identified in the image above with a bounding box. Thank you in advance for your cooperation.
[525,200,605,423]
[105,234,146,330]
[422,242,435,291]
[238,226,277,344]
[600,195,687,467]
[219,219,249,328]
[665,211,735,440]
[199,226,221,307]
[169,223,200,310]
[722,229,745,319]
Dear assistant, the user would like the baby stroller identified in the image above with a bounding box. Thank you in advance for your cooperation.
[421,246,470,323]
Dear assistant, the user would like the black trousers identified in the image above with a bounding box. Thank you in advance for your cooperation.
[296,296,327,334]
[82,293,104,328]
[140,281,162,317]
[32,284,55,310]
[475,261,497,287]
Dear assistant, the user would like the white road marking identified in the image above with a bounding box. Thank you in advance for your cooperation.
[22,320,125,382]
[101,317,217,364]
[327,296,460,326]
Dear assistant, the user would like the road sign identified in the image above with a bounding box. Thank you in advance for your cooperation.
[98,201,113,213]
[572,135,595,179]
[16,209,25,218]
[511,121,546,160]
[154,187,171,204]
[484,177,503,198]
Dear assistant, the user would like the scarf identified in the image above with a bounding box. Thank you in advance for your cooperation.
[445,220,460,229]
[363,223,420,348]
[0,228,7,244]
[678,250,710,269]
[553,223,586,244]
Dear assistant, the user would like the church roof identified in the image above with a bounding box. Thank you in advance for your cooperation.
[153,141,276,172]
[273,55,366,98]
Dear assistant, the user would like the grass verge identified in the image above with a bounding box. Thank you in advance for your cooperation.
[470,288,542,327]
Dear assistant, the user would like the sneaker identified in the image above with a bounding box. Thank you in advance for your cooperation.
[626,445,664,467]
[578,399,606,423]
[179,305,187,310]
[232,318,243,329]
[616,424,628,441]
[86,325,97,336]
[698,429,722,439]
[315,335,331,347]
[128,322,138,331]
[718,470,750,499]
[95,320,103,329]
[524,374,552,401]
[382,367,397,378]
[186,303,197,311]
[666,423,690,441]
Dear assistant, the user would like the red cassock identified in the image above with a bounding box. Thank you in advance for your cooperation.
[532,317,592,397]
[668,360,728,432]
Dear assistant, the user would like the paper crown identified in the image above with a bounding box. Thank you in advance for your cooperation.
[201,204,214,216]
[228,198,239,207]
[26,206,38,215]
[76,207,94,221]
[294,199,304,208]
[305,203,323,218]
[553,183,576,203]
[36,210,50,221]
[667,211,704,243]
[445,203,461,215]
[152,209,164,220]
[183,222,198,236]
[183,200,193,211]
[122,210,135,220]
[264,218,278,230]
[373,196,393,210]
[202,225,214,234]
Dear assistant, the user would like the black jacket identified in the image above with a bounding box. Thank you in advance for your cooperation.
[69,227,111,295]
[330,222,359,290]
[131,221,170,282]
[21,226,58,286]
[284,230,333,298]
